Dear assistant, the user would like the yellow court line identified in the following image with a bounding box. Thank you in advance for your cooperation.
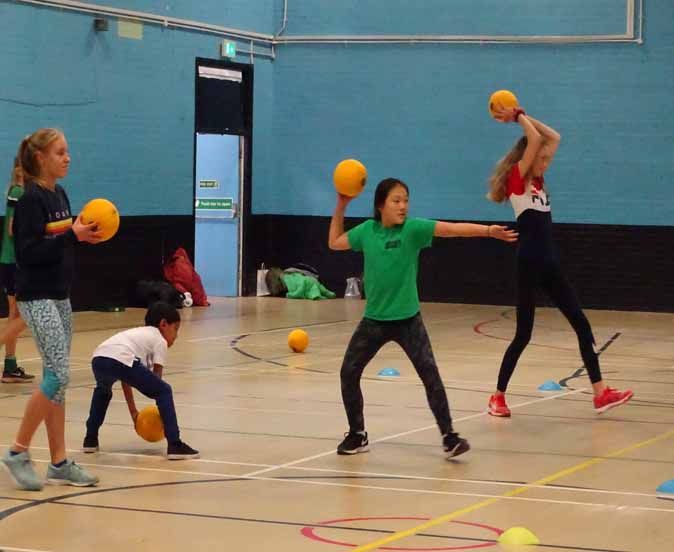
[353,428,674,551]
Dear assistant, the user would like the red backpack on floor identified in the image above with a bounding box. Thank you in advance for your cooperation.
[163,248,210,307]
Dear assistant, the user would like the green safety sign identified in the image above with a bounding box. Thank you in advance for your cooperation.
[223,41,236,58]
[195,198,233,210]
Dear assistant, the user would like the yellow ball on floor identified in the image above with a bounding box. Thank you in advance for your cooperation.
[80,198,120,242]
[288,329,309,353]
[333,159,367,197]
[135,405,165,442]
[488,89,519,118]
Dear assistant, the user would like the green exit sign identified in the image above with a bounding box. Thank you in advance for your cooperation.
[195,198,233,210]
[222,41,236,58]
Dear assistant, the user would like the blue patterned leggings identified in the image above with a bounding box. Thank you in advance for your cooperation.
[17,299,72,404]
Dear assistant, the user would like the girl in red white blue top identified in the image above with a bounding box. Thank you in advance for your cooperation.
[486,106,633,417]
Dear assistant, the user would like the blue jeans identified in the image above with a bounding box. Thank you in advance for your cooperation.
[86,357,180,443]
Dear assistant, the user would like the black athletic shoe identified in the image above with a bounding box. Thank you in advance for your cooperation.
[167,440,200,460]
[443,432,470,459]
[1,367,35,383]
[337,431,369,455]
[82,434,99,453]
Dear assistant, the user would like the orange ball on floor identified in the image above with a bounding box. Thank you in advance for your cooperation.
[135,405,165,442]
[288,329,309,353]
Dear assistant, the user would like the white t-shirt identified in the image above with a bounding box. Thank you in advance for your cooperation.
[93,326,168,369]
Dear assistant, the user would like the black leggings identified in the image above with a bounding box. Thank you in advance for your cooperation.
[340,313,453,435]
[497,259,602,392]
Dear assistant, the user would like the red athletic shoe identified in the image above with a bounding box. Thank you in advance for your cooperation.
[488,394,511,417]
[593,387,634,414]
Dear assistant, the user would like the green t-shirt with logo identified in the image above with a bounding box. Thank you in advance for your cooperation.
[347,217,436,321]
[0,185,24,265]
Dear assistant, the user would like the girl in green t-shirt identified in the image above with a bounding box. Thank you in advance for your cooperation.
[0,156,32,383]
[329,178,517,460]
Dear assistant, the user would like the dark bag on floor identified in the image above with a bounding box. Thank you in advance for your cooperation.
[136,280,184,309]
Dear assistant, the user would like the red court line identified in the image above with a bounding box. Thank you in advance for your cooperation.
[302,516,501,550]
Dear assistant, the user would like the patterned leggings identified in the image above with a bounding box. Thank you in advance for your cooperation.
[17,299,72,404]
[340,313,453,435]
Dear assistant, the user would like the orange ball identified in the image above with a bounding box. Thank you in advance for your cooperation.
[80,198,120,242]
[135,405,165,442]
[288,329,309,353]
[488,90,519,118]
[333,159,367,197]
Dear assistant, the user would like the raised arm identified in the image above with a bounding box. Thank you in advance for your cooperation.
[524,115,561,160]
[328,194,354,251]
[514,114,543,177]
[434,222,517,242]
[493,106,542,178]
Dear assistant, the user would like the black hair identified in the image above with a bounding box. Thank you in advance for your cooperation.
[373,178,409,221]
[144,301,180,327]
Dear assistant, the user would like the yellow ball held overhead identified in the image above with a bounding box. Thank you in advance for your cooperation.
[288,329,309,353]
[488,89,519,118]
[135,405,165,442]
[80,198,120,242]
[333,159,367,197]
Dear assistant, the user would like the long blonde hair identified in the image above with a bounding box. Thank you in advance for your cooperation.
[486,136,528,203]
[17,128,64,184]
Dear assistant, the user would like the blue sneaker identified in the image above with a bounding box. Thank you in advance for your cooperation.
[1,450,43,491]
[46,460,99,487]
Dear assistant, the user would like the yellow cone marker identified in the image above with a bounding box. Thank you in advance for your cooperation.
[497,526,540,546]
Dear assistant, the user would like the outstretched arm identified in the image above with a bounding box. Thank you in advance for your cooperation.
[434,222,517,242]
[328,194,354,251]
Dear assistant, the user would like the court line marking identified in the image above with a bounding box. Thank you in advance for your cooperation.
[187,318,354,343]
[241,388,587,479]
[5,443,664,501]
[0,547,53,552]
[352,427,674,551]
[186,313,480,344]
[0,489,639,552]
[61,396,345,417]
[0,444,270,469]
[8,390,591,483]
[20,458,674,515]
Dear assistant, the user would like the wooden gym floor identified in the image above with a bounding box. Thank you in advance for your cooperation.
[1,297,673,551]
